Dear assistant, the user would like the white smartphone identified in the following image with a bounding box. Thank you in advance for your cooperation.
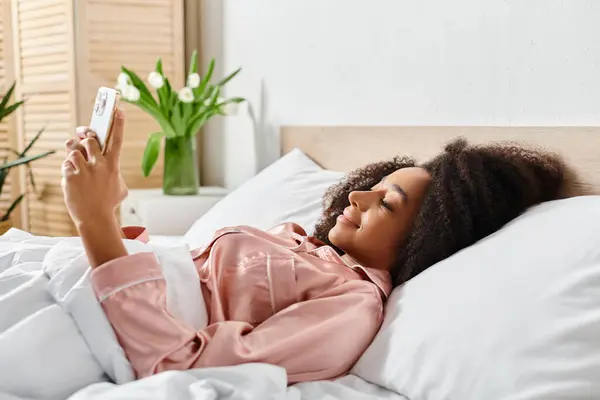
[89,86,121,155]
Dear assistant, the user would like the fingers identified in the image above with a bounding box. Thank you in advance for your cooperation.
[76,126,95,140]
[81,136,101,163]
[66,150,87,173]
[61,159,75,178]
[71,127,101,161]
[107,109,125,163]
[65,138,88,160]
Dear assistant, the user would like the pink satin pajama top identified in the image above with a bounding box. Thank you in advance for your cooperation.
[90,223,392,384]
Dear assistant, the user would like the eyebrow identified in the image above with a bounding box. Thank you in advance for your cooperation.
[380,177,408,200]
[391,184,408,200]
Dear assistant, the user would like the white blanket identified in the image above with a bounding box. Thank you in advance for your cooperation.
[0,229,403,400]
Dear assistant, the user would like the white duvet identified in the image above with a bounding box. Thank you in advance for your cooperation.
[0,229,403,400]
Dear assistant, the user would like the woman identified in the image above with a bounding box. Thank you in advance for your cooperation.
[62,110,571,384]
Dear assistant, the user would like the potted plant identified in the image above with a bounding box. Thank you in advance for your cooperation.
[0,82,55,234]
[116,50,245,195]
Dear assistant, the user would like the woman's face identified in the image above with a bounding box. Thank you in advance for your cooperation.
[328,167,431,271]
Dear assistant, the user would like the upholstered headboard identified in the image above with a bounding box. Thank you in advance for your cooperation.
[280,126,600,194]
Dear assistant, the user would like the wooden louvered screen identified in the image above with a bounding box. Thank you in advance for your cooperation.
[8,0,184,236]
[0,1,21,228]
[75,0,185,189]
[10,0,78,235]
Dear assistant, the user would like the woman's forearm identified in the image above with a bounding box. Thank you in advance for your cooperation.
[77,214,128,268]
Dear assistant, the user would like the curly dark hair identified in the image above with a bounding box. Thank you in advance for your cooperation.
[313,137,572,286]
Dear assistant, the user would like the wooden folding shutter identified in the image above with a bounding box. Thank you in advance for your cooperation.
[9,0,184,236]
[0,2,21,227]
[75,0,185,189]
[9,0,75,235]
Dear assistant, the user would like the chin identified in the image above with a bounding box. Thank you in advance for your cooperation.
[327,225,348,252]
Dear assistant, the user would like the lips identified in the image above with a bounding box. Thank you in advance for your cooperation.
[339,209,360,228]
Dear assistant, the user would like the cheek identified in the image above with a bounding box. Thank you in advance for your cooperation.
[360,220,403,254]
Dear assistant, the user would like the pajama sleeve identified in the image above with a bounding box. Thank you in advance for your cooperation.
[91,254,384,384]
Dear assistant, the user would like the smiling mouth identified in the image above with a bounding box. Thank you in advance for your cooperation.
[338,210,360,228]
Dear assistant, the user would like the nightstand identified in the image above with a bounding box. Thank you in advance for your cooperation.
[120,187,228,236]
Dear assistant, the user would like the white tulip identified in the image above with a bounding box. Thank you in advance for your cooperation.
[117,72,130,86]
[222,102,239,115]
[148,71,164,89]
[178,87,194,103]
[187,73,201,88]
[122,85,140,102]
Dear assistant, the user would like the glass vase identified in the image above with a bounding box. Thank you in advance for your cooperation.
[163,135,199,195]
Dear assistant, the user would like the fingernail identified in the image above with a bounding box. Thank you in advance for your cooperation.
[76,127,88,138]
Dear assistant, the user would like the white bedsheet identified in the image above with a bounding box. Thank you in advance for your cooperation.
[148,235,185,247]
[68,369,405,400]
[0,229,402,400]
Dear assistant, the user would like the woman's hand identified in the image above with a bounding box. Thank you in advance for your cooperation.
[61,109,129,267]
[62,109,127,227]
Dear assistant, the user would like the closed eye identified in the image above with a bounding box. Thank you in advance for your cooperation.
[380,198,393,211]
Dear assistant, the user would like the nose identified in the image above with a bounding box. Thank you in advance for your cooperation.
[348,190,378,212]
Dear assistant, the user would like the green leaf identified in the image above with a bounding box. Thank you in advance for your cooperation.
[154,58,169,116]
[196,84,214,105]
[0,82,22,124]
[0,150,55,171]
[182,102,193,122]
[0,166,7,195]
[160,76,170,112]
[142,132,164,177]
[186,108,220,137]
[217,67,241,87]
[185,108,207,136]
[189,49,198,74]
[208,86,221,106]
[196,58,215,97]
[163,78,177,112]
[27,164,36,194]
[164,77,173,98]
[0,101,24,123]
[121,66,159,109]
[158,119,176,139]
[171,103,185,135]
[157,88,166,115]
[155,58,163,75]
[0,81,16,112]
[186,112,209,137]
[135,98,176,138]
[2,194,24,222]
[20,126,45,156]
[217,97,246,106]
[186,86,221,136]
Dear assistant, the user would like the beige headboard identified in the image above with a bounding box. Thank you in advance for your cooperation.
[280,126,600,194]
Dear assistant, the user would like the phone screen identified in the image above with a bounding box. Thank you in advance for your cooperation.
[89,87,119,150]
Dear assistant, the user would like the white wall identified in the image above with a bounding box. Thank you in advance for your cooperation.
[202,0,600,188]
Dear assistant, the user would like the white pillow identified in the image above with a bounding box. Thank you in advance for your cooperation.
[184,149,344,250]
[353,196,600,399]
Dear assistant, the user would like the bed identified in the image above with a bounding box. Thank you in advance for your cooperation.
[280,125,600,193]
[3,126,600,400]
